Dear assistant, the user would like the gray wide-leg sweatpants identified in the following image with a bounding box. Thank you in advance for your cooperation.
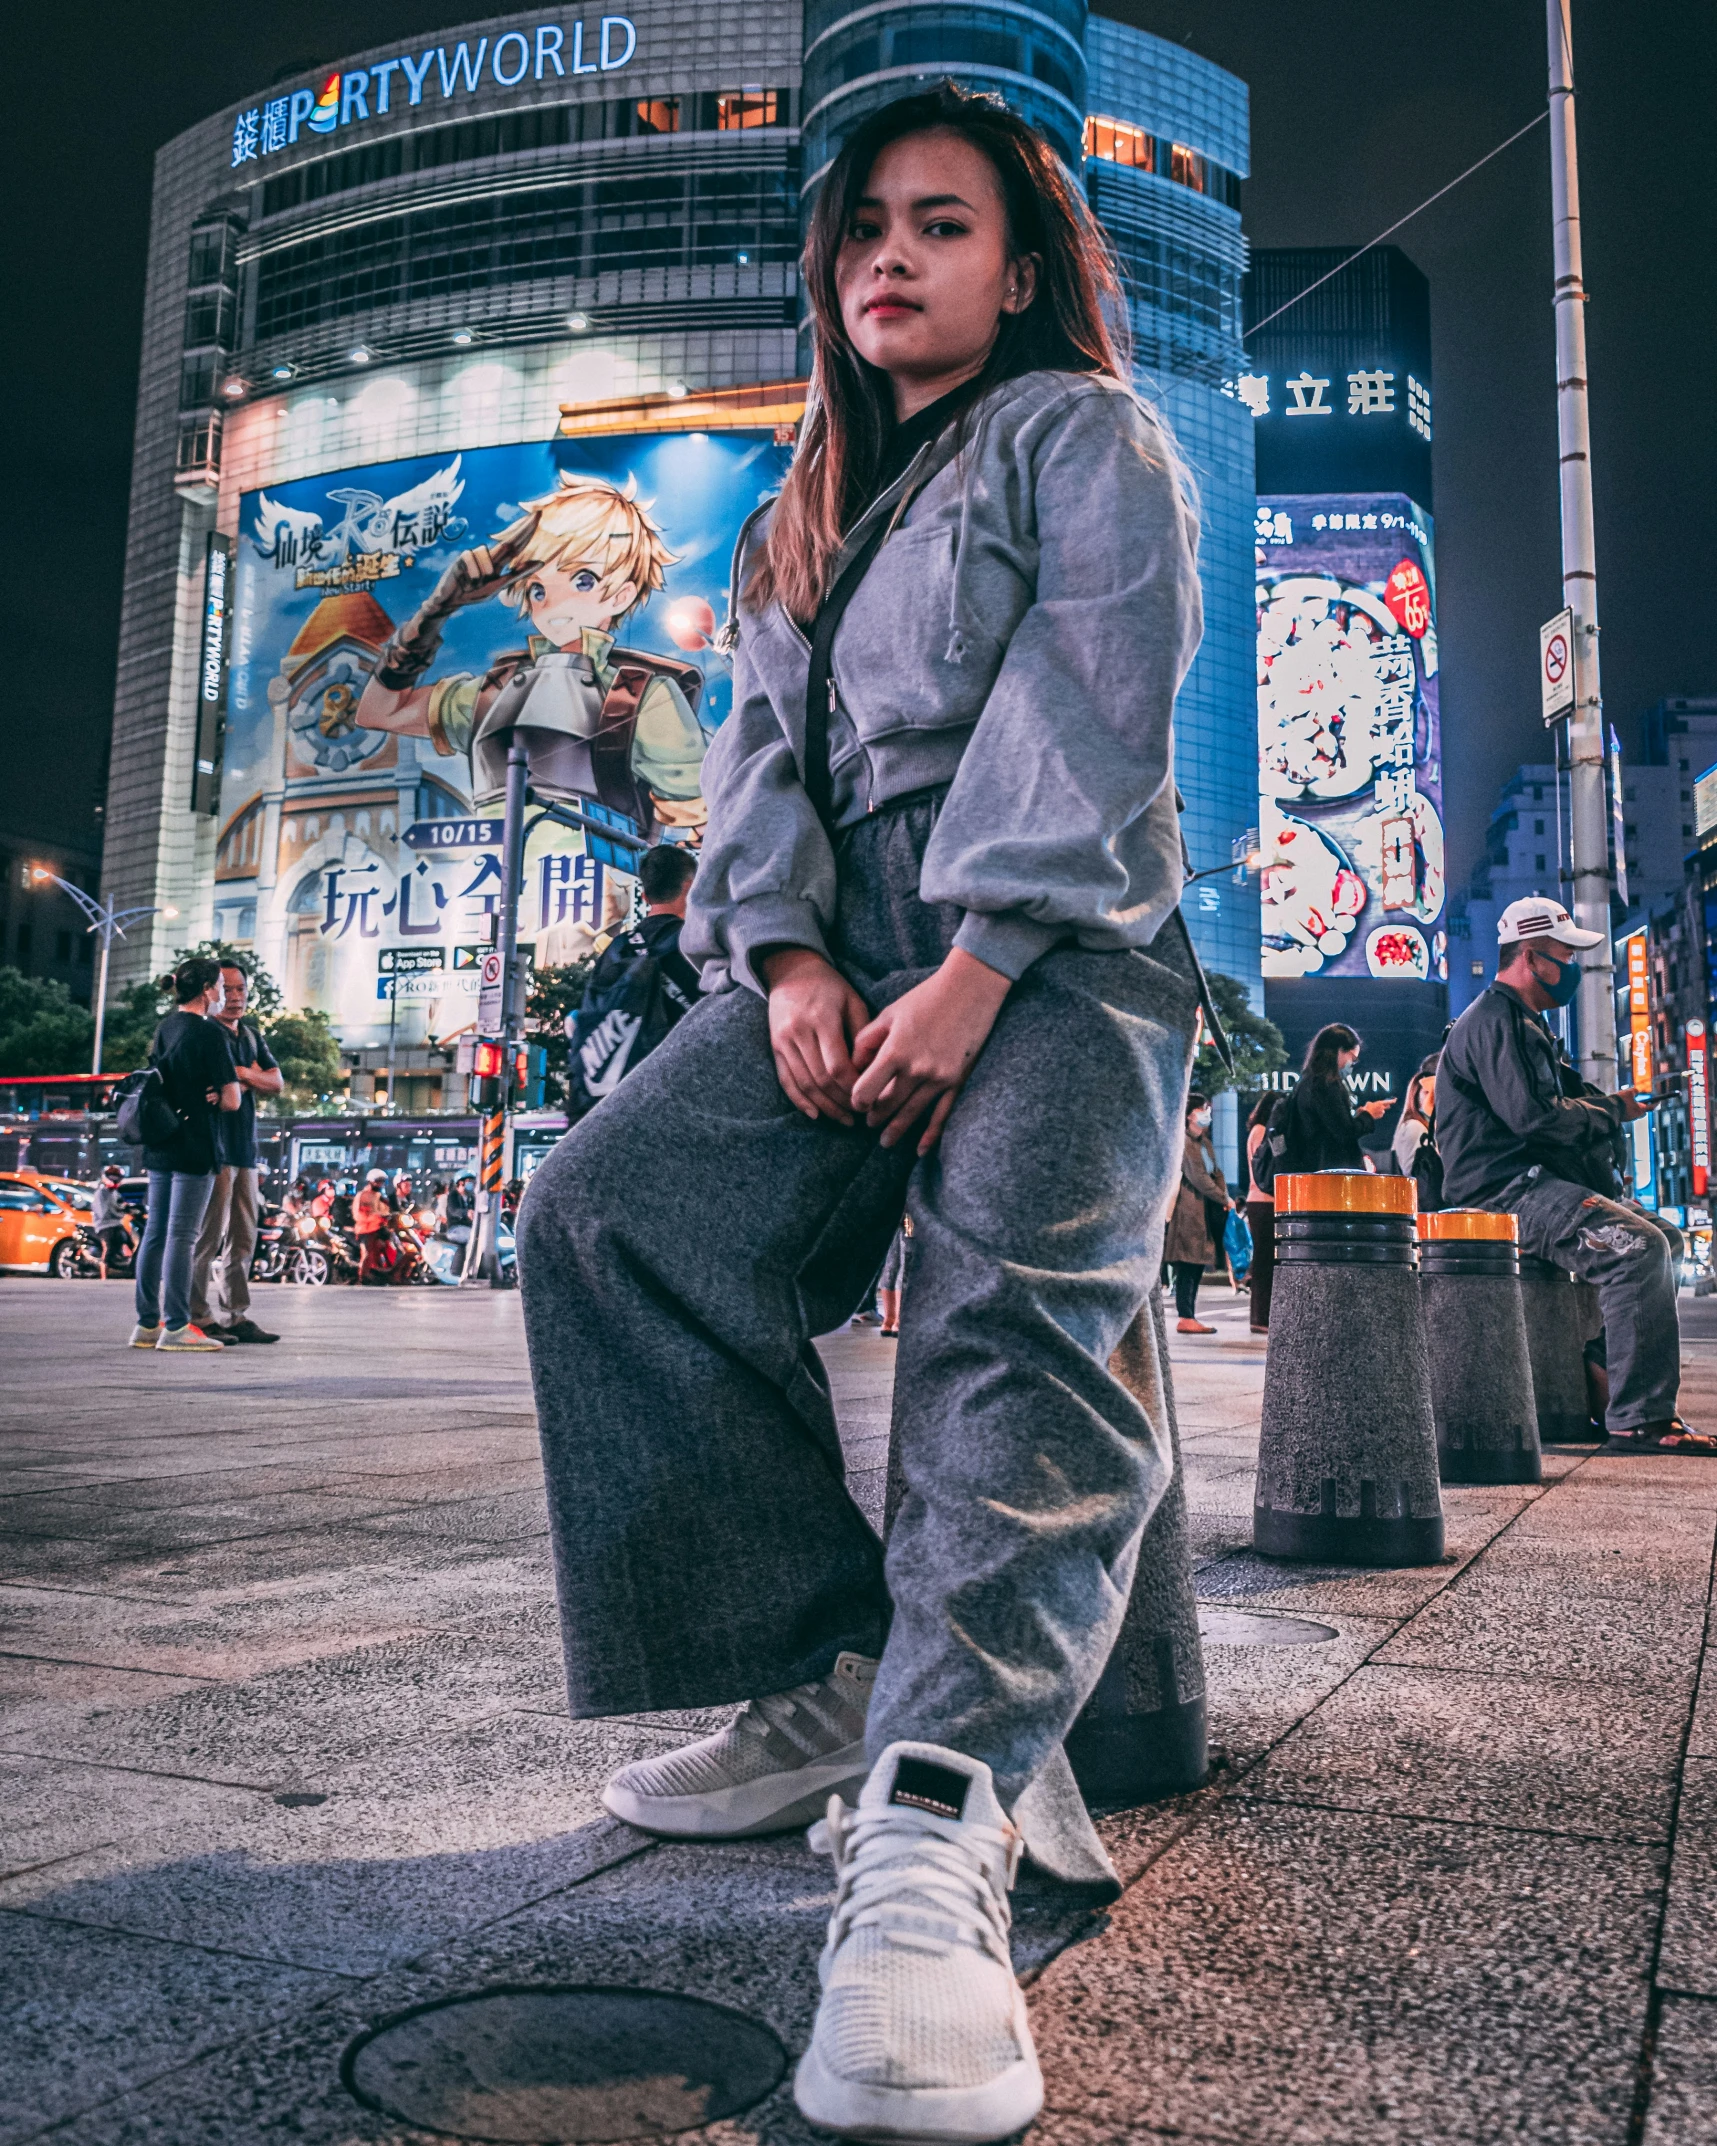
[517,797,1200,1882]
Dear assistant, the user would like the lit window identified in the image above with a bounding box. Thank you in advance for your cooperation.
[1169,142,1206,192]
[635,98,680,134]
[1082,115,1153,171]
[717,90,778,129]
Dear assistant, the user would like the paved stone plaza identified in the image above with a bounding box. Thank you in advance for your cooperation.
[4,1276,1717,2144]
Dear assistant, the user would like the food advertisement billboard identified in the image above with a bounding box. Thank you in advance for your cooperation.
[1255,493,1446,985]
[218,427,792,1045]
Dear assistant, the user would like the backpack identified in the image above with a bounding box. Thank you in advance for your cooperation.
[114,1060,182,1150]
[1408,1122,1446,1213]
[1251,1092,1296,1196]
[566,920,696,1119]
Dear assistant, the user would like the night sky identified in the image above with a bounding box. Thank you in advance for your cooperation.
[5,0,1711,887]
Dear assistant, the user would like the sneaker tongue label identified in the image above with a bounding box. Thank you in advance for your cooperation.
[888,1756,970,1820]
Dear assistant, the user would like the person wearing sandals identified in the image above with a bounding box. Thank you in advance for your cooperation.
[514,84,1210,2141]
[1439,896,1711,1456]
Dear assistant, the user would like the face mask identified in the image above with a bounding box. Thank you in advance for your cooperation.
[1190,1110,1212,1133]
[1531,950,1583,1008]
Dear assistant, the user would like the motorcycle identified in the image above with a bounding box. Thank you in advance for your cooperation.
[248,1204,294,1285]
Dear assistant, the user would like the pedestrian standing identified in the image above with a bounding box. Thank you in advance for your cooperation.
[1243,1091,1278,1333]
[875,1213,912,1335]
[128,958,241,1352]
[1164,1091,1232,1333]
[1392,1053,1439,1177]
[515,86,1207,2141]
[189,961,283,1344]
[91,1163,134,1280]
[1278,1023,1395,1170]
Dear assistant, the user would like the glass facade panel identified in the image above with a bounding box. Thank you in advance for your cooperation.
[1084,114,1152,170]
[254,166,801,337]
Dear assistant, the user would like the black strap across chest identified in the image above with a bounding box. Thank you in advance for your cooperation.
[801,513,897,832]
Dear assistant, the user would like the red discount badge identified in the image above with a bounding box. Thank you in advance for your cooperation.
[1383,559,1431,638]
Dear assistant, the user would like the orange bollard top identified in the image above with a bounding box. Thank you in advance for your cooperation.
[1274,1172,1417,1216]
[1417,1208,1518,1243]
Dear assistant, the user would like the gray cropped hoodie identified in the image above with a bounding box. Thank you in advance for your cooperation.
[681,368,1204,994]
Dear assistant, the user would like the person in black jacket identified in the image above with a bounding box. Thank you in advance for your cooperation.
[129,957,241,1352]
[1282,1023,1394,1171]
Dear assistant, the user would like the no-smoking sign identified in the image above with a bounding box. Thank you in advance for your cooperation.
[1540,607,1576,724]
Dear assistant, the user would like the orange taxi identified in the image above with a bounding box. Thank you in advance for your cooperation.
[0,1171,81,1277]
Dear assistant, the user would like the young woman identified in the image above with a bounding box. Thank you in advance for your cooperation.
[1244,1089,1279,1332]
[1282,1021,1393,1171]
[1164,1091,1232,1333]
[1392,1051,1439,1176]
[516,85,1205,2142]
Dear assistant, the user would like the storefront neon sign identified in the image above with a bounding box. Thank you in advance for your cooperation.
[231,17,638,168]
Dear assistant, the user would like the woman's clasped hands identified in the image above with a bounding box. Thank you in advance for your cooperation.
[759,946,1011,1155]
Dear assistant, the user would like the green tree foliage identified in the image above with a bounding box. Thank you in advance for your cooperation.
[1194,970,1287,1099]
[169,941,286,1018]
[266,1010,345,1108]
[0,969,93,1076]
[524,960,595,1108]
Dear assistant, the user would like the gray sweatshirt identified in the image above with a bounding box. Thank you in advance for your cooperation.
[682,369,1204,994]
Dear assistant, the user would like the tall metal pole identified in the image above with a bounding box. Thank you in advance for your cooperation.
[91,928,112,1076]
[1548,0,1616,1088]
[472,735,530,1287]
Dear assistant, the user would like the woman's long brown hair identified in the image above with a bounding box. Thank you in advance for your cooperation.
[751,82,1128,623]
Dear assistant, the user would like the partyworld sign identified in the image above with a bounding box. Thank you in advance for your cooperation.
[231,16,639,167]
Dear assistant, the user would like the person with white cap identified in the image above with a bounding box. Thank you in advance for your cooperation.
[1437,897,1711,1454]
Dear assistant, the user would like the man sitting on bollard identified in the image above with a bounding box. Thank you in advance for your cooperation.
[1438,896,1713,1455]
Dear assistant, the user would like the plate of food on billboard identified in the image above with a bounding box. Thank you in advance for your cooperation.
[1255,494,1446,983]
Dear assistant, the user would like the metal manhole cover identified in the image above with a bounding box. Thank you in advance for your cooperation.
[1198,1607,1338,1648]
[343,1987,787,2143]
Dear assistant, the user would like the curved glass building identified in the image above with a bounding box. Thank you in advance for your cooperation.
[105,2,1257,1058]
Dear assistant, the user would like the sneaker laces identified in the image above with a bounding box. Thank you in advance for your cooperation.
[812,1799,1023,1973]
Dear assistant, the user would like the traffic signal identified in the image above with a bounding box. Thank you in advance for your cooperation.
[469,1038,504,1113]
[516,1043,549,1110]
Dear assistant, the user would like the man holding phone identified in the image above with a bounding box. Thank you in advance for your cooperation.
[1437,898,1710,1453]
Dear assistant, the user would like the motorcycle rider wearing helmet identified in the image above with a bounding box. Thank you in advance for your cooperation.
[1438,896,1709,1454]
[355,1169,393,1285]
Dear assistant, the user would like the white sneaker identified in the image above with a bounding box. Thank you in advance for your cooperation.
[794,1741,1043,2143]
[601,1651,876,1840]
[127,1323,162,1349]
[154,1323,224,1352]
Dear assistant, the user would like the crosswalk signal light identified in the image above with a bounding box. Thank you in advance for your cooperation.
[469,1038,505,1112]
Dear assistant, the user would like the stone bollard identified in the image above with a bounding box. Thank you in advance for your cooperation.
[1254,1173,1445,1565]
[883,1288,1207,1806]
[1063,1290,1208,1805]
[1519,1256,1601,1443]
[1419,1210,1542,1485]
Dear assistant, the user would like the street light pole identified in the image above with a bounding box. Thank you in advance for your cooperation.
[27,872,165,1074]
[1547,0,1617,1088]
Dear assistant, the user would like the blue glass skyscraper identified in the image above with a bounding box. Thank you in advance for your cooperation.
[803,5,1258,1000]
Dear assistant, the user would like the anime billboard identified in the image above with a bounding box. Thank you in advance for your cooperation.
[1254,493,1446,985]
[219,428,791,1045]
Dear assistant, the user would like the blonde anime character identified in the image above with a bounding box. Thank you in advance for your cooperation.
[355,471,708,836]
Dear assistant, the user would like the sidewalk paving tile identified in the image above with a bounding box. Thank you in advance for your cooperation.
[1025,1801,1662,2146]
[1658,1758,1717,1999]
[0,1910,337,2146]
[1239,1662,1684,1841]
[1642,1996,1717,2146]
